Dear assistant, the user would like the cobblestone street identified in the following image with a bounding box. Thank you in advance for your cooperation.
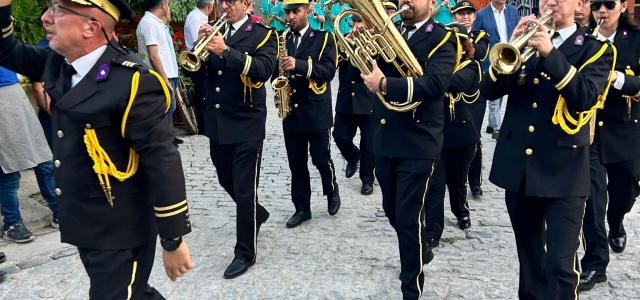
[0,76,638,299]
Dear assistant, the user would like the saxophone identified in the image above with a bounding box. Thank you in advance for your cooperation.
[264,12,275,26]
[272,24,293,119]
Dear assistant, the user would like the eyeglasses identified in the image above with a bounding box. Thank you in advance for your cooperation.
[219,0,239,6]
[591,1,618,10]
[48,3,96,21]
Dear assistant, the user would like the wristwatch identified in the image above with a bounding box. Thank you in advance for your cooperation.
[160,236,183,251]
[222,46,231,59]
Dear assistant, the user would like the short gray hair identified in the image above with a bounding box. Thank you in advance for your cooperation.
[197,0,215,8]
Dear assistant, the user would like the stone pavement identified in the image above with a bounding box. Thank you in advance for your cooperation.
[0,76,638,299]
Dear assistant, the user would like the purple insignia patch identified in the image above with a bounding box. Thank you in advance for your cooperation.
[246,24,253,31]
[426,24,433,32]
[96,64,109,81]
[575,35,584,45]
[310,31,315,37]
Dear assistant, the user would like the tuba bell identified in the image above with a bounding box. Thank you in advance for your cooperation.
[179,12,230,72]
[334,1,423,112]
[488,9,555,75]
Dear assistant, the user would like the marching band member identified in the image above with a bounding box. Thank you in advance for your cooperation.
[187,0,277,279]
[275,0,340,228]
[333,14,376,195]
[383,0,402,22]
[0,0,195,297]
[424,23,481,247]
[308,0,324,30]
[331,1,352,34]
[480,0,614,296]
[360,0,458,297]
[452,0,490,198]
[269,0,287,30]
[579,0,640,291]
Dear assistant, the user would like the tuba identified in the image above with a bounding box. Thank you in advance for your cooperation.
[272,24,293,119]
[179,12,230,72]
[334,1,423,112]
[489,9,555,75]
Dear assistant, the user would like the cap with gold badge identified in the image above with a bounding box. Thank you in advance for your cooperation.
[452,1,476,13]
[284,0,310,10]
[69,0,133,21]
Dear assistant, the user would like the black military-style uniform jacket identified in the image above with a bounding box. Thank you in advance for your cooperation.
[185,16,277,144]
[481,25,614,198]
[272,26,337,132]
[0,5,191,250]
[443,59,481,148]
[336,58,375,115]
[470,30,489,63]
[594,26,640,164]
[374,18,458,159]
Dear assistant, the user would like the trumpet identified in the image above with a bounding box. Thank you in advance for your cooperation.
[489,9,555,75]
[179,12,230,72]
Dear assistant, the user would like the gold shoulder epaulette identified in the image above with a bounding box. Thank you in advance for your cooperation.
[112,59,141,69]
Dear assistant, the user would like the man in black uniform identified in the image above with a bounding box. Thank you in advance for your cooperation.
[186,0,277,279]
[480,0,614,296]
[361,0,457,297]
[333,14,376,195]
[276,0,339,228]
[579,2,640,291]
[0,0,194,298]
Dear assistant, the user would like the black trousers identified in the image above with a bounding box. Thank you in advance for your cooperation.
[468,100,486,187]
[78,239,164,300]
[332,112,374,184]
[376,156,435,300]
[284,129,337,212]
[425,144,476,241]
[505,190,585,300]
[581,135,640,273]
[210,140,269,262]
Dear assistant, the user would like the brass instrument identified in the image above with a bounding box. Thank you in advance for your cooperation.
[489,9,555,75]
[323,0,334,16]
[334,2,424,112]
[264,11,275,25]
[272,24,293,119]
[179,12,230,72]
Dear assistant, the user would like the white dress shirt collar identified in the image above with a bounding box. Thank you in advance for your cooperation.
[598,30,617,42]
[546,24,577,48]
[491,3,505,14]
[231,14,250,33]
[66,45,108,87]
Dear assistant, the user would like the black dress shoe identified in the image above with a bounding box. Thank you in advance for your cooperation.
[426,238,439,248]
[458,217,471,230]
[328,194,341,215]
[486,126,494,134]
[423,246,435,265]
[345,161,358,178]
[470,186,483,198]
[0,252,6,264]
[609,234,627,253]
[286,211,312,228]
[579,270,607,291]
[174,137,184,144]
[361,183,373,195]
[257,211,270,236]
[223,258,254,279]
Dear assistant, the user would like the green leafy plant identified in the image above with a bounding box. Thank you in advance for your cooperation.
[12,0,47,45]
[170,0,197,22]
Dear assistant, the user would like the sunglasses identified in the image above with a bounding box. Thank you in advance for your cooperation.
[591,1,618,10]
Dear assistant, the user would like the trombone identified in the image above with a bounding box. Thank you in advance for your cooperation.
[488,9,555,74]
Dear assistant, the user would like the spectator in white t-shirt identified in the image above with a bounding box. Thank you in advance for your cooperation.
[184,0,215,51]
[136,0,181,146]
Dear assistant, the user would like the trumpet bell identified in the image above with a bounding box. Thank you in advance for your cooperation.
[179,51,201,72]
[489,43,523,75]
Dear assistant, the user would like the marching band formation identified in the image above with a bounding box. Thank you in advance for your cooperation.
[0,0,638,298]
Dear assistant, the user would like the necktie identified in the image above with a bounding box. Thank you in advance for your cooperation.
[402,25,416,41]
[226,25,236,42]
[551,31,560,40]
[63,63,77,94]
[293,31,301,52]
